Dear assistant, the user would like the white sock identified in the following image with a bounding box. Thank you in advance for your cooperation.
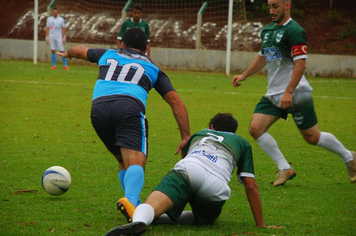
[317,132,353,163]
[132,203,155,225]
[257,132,290,170]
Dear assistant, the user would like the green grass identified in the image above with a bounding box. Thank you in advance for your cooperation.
[0,59,355,235]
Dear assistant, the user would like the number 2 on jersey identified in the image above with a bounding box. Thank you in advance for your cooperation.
[199,132,224,150]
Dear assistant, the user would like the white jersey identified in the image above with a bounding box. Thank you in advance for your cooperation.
[259,18,313,96]
[46,16,65,39]
[183,139,235,184]
[170,129,255,201]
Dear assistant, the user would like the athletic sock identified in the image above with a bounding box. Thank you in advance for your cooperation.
[153,211,195,225]
[118,169,126,193]
[132,203,155,225]
[119,169,142,206]
[62,57,68,67]
[317,132,353,163]
[124,165,144,207]
[51,53,56,66]
[257,132,291,170]
[137,198,142,206]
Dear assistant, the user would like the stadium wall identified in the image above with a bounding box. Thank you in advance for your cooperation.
[0,38,355,78]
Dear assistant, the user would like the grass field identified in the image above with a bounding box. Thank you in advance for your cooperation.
[0,59,355,236]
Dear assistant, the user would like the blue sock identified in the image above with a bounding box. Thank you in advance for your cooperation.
[118,169,126,193]
[51,53,56,66]
[124,165,144,207]
[62,57,68,67]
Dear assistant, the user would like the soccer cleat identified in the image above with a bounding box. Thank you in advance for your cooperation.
[346,151,356,183]
[51,66,56,69]
[105,222,147,236]
[64,66,70,70]
[272,168,297,186]
[117,197,136,223]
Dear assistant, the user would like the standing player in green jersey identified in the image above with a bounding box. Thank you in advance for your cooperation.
[117,4,150,57]
[105,113,265,236]
[232,0,356,186]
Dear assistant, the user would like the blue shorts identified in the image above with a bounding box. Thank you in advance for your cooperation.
[90,95,148,156]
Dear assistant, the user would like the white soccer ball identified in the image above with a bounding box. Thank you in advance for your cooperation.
[41,166,71,196]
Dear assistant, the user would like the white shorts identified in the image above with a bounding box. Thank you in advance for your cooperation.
[49,38,64,51]
[174,160,231,201]
[265,90,313,113]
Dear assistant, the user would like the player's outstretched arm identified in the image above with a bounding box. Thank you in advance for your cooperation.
[57,45,89,61]
[163,91,191,158]
[232,55,266,87]
[243,177,265,227]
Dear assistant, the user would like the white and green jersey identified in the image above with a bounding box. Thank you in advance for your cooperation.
[46,16,65,39]
[183,129,255,184]
[260,18,312,95]
[117,18,150,42]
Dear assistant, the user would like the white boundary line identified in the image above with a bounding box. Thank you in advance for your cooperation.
[1,79,355,100]
[176,89,356,100]
[0,79,91,87]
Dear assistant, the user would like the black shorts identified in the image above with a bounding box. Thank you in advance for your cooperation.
[90,96,148,156]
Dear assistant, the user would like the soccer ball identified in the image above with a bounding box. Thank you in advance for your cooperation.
[41,166,71,196]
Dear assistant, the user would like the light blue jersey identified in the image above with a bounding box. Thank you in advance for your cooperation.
[88,48,174,107]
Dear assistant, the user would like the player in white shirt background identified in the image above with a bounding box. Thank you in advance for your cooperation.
[46,7,69,70]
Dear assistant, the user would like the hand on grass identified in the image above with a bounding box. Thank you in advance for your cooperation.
[174,139,188,158]
[267,225,284,229]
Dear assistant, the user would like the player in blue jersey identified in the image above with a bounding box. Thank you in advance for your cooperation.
[57,28,191,223]
[105,113,265,236]
[232,0,355,186]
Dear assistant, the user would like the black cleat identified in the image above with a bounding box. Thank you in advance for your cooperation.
[105,221,147,236]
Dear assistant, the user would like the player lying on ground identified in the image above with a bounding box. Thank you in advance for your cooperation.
[106,113,265,236]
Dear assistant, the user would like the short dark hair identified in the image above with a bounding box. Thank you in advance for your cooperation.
[122,28,147,52]
[132,4,143,12]
[209,113,238,133]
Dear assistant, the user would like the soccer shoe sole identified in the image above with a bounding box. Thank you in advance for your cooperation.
[105,222,147,236]
[273,169,297,186]
[117,198,135,223]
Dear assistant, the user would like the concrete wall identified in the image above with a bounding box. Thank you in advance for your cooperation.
[1,38,355,78]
